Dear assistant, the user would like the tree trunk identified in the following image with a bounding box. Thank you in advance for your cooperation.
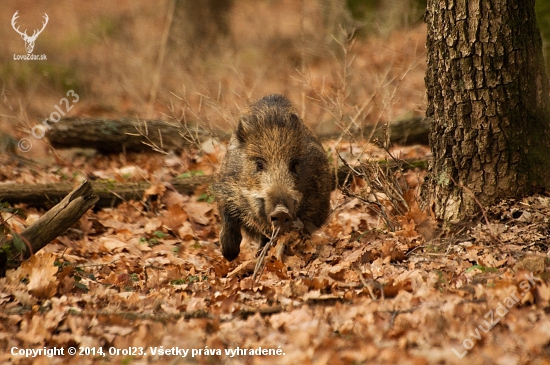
[422,0,550,223]
[168,0,234,57]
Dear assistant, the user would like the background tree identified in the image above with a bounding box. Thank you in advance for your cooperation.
[422,0,550,222]
[168,0,234,58]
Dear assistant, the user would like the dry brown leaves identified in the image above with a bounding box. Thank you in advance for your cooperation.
[1,146,550,365]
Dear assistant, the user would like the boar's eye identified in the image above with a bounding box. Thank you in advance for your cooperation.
[289,159,299,174]
[255,158,266,172]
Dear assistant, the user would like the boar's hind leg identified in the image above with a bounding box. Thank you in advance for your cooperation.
[220,211,242,261]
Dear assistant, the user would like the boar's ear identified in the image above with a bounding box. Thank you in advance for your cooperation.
[236,117,250,143]
[289,113,301,127]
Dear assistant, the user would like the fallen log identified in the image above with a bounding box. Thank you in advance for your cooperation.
[47,116,430,152]
[0,176,210,209]
[47,117,210,153]
[0,180,98,275]
[0,158,427,209]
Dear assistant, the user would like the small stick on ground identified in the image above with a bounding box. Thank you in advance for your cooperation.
[252,227,281,283]
[354,266,377,300]
[450,176,503,250]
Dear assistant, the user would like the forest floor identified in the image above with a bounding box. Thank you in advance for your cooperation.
[1,1,550,364]
[1,139,550,365]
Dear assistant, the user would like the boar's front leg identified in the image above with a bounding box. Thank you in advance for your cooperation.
[219,210,243,261]
[259,235,270,249]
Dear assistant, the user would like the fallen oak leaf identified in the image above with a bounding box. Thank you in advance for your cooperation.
[183,201,212,226]
[143,182,166,200]
[382,279,413,298]
[227,259,256,278]
[22,253,58,299]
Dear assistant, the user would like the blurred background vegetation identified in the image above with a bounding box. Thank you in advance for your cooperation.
[0,0,549,152]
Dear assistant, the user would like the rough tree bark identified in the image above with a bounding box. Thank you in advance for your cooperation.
[422,0,550,222]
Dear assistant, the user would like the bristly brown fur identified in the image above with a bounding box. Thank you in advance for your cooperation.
[212,94,335,261]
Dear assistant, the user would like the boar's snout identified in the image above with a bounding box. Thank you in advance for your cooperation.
[269,204,292,230]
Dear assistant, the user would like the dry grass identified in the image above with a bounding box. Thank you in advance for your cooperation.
[0,0,427,144]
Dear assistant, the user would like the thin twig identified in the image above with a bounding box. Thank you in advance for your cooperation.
[354,266,377,300]
[450,176,503,250]
[252,227,281,283]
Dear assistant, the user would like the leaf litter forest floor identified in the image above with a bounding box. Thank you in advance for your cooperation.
[2,2,550,365]
[2,141,550,365]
